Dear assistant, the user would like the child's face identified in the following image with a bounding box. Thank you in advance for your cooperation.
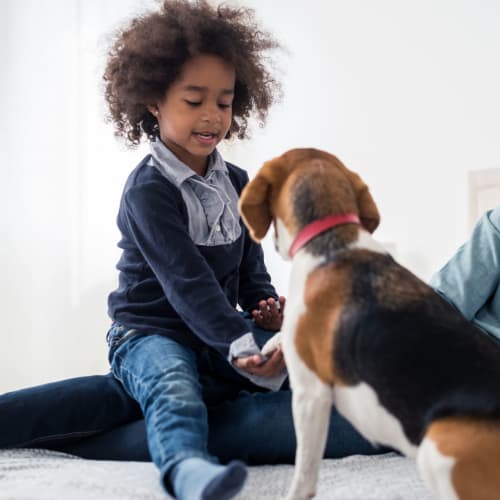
[151,54,235,175]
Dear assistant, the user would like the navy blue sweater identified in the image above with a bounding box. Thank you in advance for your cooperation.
[108,155,278,358]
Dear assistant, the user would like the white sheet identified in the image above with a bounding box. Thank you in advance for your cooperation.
[0,449,433,499]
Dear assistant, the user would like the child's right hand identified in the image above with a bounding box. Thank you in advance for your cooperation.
[233,347,286,378]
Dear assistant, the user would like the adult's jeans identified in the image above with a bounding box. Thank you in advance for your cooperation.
[0,321,388,465]
[0,374,385,463]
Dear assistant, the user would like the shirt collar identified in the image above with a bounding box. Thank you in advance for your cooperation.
[149,140,228,187]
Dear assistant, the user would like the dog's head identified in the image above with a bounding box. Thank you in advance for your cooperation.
[239,148,380,259]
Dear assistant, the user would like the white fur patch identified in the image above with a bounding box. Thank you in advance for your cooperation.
[280,249,331,411]
[275,217,294,260]
[280,251,334,499]
[333,382,418,458]
[349,229,388,254]
[417,438,458,500]
[261,332,282,356]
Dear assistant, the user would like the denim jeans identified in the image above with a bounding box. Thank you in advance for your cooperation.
[108,326,217,489]
[0,321,388,469]
[106,318,301,490]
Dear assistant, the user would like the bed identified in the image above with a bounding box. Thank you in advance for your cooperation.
[0,448,432,499]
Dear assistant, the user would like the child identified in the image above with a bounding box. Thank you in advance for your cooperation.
[101,1,288,498]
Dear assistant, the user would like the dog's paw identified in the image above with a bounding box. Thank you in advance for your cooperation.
[280,486,316,500]
[280,494,315,500]
[261,332,282,356]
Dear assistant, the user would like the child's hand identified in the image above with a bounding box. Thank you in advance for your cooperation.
[233,347,286,378]
[252,296,286,331]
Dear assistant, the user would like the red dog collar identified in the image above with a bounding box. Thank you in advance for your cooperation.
[289,213,361,258]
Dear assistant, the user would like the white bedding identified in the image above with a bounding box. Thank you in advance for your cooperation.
[0,449,433,499]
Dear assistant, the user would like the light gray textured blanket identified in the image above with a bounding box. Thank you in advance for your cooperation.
[0,449,434,499]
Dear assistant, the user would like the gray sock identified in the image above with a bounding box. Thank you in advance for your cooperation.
[171,457,247,500]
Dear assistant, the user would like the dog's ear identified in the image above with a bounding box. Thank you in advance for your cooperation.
[239,173,272,242]
[329,154,380,233]
[348,171,380,233]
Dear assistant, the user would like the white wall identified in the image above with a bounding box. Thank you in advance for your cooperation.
[222,0,500,295]
[1,0,500,392]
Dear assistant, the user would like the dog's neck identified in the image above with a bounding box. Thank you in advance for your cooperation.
[283,216,387,261]
[289,213,361,258]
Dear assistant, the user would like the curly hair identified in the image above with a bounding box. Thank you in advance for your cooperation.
[103,0,282,146]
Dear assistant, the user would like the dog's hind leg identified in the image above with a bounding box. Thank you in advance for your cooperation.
[283,379,333,500]
[417,417,500,500]
[417,435,458,500]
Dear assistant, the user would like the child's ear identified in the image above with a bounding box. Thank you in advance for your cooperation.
[147,105,159,117]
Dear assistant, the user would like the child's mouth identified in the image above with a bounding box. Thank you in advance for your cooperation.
[193,132,218,144]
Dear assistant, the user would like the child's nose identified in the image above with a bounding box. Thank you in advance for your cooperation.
[201,103,222,124]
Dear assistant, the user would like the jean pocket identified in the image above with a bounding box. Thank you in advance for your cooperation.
[106,323,139,351]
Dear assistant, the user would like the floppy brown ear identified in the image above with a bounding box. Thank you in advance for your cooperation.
[239,174,273,242]
[349,171,380,233]
[330,152,380,233]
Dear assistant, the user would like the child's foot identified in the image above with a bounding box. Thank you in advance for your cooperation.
[171,457,247,500]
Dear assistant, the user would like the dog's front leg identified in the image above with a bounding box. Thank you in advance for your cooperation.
[284,380,333,500]
[261,332,282,356]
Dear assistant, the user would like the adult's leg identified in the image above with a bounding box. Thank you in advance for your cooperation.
[207,389,389,465]
[56,388,388,464]
[0,315,386,464]
[0,373,141,449]
[198,321,388,464]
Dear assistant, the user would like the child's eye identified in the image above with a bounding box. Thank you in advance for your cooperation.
[218,103,232,109]
[184,100,201,107]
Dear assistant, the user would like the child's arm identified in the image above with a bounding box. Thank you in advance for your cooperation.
[237,221,280,314]
[429,205,500,321]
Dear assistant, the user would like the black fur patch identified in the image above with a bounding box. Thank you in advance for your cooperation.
[332,252,500,445]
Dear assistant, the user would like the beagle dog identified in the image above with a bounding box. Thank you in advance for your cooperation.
[239,148,500,500]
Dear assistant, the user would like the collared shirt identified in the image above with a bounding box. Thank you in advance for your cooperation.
[430,206,500,342]
[150,140,241,246]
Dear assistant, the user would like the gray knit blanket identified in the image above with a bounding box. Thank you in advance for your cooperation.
[0,449,433,499]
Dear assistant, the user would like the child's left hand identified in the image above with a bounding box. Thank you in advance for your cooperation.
[252,296,286,331]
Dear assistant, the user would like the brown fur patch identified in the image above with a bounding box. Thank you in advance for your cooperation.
[426,417,500,500]
[283,149,380,233]
[290,161,358,220]
[294,264,351,385]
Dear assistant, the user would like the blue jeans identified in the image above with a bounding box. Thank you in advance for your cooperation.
[108,325,221,489]
[0,322,388,468]
[0,374,385,463]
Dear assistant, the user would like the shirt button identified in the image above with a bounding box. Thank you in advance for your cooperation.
[215,225,221,232]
